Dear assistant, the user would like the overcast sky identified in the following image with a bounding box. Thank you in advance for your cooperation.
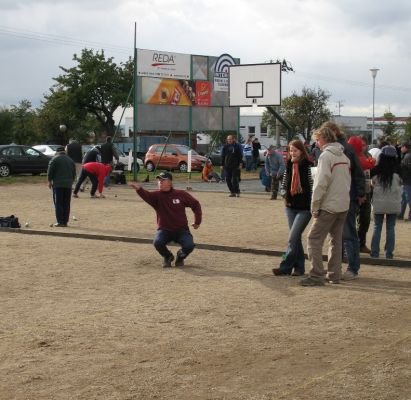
[1,0,411,117]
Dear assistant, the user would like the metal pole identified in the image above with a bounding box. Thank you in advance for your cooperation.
[370,68,379,145]
[133,22,138,181]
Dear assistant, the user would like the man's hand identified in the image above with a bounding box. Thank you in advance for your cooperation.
[129,182,142,191]
[357,196,366,205]
[192,223,200,229]
[48,181,52,189]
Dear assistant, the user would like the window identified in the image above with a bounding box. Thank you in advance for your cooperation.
[248,126,255,134]
[260,125,268,137]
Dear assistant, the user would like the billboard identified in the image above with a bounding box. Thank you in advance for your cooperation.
[137,49,190,79]
[142,78,211,107]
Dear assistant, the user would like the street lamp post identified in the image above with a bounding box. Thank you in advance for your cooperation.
[370,68,379,144]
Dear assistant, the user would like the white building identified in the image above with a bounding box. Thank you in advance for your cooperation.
[239,114,278,147]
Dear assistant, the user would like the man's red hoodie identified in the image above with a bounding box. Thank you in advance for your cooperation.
[83,162,112,193]
[347,136,376,171]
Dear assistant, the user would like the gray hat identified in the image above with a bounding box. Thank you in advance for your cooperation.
[381,145,397,158]
[156,171,173,181]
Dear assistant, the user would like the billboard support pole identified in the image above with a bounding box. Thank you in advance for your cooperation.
[133,22,138,181]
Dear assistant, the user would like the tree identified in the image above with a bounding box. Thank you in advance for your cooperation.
[0,107,14,144]
[9,100,39,144]
[404,114,411,140]
[262,87,332,143]
[53,49,133,137]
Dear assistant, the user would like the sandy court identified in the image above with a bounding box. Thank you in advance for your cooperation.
[0,183,410,399]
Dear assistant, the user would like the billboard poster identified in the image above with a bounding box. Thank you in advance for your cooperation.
[137,49,190,79]
[192,55,208,80]
[213,53,237,92]
[142,78,200,106]
[195,81,211,106]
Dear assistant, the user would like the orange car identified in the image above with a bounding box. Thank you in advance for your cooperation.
[144,144,207,173]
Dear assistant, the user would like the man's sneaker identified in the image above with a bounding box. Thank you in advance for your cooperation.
[300,276,325,286]
[360,245,371,253]
[175,250,185,267]
[236,193,240,197]
[229,193,236,197]
[73,193,79,198]
[325,277,340,284]
[162,254,175,268]
[342,270,358,281]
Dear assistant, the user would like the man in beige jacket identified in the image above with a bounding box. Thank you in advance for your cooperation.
[300,126,351,286]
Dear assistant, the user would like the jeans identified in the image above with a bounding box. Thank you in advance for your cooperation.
[225,167,240,194]
[245,156,253,171]
[52,187,72,225]
[279,208,311,273]
[153,229,195,260]
[343,200,361,275]
[270,175,281,199]
[370,214,397,259]
[399,185,411,220]
[74,169,99,196]
[252,155,259,170]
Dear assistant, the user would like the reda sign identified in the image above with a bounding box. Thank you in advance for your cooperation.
[137,49,190,79]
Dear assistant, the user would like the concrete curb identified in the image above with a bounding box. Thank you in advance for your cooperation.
[2,228,410,268]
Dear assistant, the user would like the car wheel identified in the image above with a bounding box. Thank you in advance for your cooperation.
[131,162,140,174]
[0,164,11,177]
[179,162,188,173]
[145,161,155,172]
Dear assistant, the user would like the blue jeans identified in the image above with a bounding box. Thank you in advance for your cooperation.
[153,229,195,260]
[343,200,361,274]
[370,214,397,259]
[245,156,253,171]
[399,185,411,220]
[279,208,311,273]
[52,187,72,225]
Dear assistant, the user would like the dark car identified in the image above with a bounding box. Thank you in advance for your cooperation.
[0,144,52,177]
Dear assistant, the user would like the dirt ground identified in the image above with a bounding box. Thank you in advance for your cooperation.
[0,183,410,400]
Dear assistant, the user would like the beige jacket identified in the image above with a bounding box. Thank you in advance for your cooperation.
[311,142,351,214]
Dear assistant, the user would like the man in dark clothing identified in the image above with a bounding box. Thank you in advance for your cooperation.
[73,162,112,198]
[221,135,243,197]
[66,138,83,187]
[252,137,261,170]
[321,122,365,280]
[399,141,411,220]
[82,145,101,164]
[100,136,119,165]
[130,171,202,268]
[47,150,76,227]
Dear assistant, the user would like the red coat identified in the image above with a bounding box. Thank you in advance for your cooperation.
[83,162,112,193]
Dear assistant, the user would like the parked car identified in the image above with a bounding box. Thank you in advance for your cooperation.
[81,145,143,172]
[0,144,52,177]
[32,144,65,156]
[144,144,207,172]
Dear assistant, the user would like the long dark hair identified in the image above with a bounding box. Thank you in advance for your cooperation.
[372,154,400,191]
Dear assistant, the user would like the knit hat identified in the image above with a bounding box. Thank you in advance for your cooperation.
[381,145,397,158]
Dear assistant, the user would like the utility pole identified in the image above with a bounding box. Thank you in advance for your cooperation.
[336,100,344,116]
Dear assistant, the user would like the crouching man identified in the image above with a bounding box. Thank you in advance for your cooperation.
[130,172,202,268]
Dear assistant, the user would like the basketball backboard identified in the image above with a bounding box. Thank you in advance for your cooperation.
[228,63,281,107]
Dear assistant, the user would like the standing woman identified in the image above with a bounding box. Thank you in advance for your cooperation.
[370,146,402,259]
[273,140,313,276]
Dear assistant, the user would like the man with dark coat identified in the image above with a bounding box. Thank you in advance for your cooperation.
[100,136,119,165]
[221,135,243,197]
[47,150,76,227]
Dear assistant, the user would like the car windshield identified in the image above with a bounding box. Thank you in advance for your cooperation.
[49,145,63,151]
[176,145,198,155]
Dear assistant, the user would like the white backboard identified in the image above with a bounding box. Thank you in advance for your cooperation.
[229,63,281,107]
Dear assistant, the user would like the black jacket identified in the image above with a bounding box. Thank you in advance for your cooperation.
[281,158,313,210]
[82,148,100,164]
[221,142,243,169]
[66,141,82,163]
[100,142,119,164]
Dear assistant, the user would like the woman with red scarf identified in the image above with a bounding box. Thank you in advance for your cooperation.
[273,140,314,276]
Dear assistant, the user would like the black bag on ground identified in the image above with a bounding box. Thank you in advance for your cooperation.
[0,215,21,228]
[114,173,127,185]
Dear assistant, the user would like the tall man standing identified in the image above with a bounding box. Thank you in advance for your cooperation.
[265,145,285,200]
[100,136,119,165]
[221,135,243,197]
[65,138,83,179]
[47,149,76,227]
[130,172,202,268]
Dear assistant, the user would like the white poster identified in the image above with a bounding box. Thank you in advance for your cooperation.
[137,49,190,79]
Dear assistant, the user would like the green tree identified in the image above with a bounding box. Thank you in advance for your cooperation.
[9,100,39,144]
[0,107,14,144]
[404,114,411,140]
[52,49,133,137]
[262,87,332,143]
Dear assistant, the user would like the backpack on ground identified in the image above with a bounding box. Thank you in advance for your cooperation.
[0,215,21,228]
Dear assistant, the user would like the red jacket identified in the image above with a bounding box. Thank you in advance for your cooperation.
[347,137,376,171]
[83,162,112,193]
